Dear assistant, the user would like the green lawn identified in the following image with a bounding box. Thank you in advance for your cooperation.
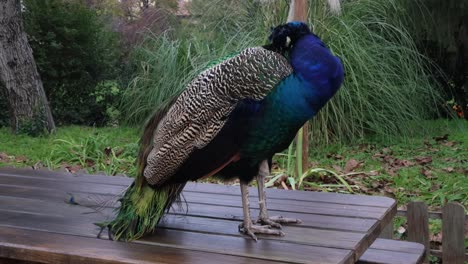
[0,125,139,176]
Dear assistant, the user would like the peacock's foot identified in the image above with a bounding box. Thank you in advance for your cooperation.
[96,223,115,241]
[257,215,303,228]
[238,222,285,241]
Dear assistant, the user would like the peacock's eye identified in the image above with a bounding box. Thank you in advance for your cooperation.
[286,36,291,47]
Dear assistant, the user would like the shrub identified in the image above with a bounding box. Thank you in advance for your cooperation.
[23,0,122,125]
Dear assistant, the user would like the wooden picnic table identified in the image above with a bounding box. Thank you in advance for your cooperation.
[0,167,399,264]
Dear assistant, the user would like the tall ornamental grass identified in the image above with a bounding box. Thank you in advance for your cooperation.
[308,0,441,144]
[121,0,442,144]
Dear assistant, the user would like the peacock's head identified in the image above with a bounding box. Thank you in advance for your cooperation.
[267,21,312,53]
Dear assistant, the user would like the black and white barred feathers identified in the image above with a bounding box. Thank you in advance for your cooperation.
[144,47,292,185]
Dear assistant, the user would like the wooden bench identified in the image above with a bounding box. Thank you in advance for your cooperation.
[0,168,424,264]
[358,239,425,264]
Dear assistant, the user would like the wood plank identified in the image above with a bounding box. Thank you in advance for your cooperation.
[357,239,425,264]
[0,207,372,262]
[0,167,133,186]
[0,211,354,264]
[442,202,465,264]
[0,185,380,233]
[0,226,289,264]
[406,201,429,263]
[0,188,378,261]
[0,200,372,254]
[367,239,425,255]
[0,167,396,207]
[357,238,424,264]
[140,228,354,264]
[0,176,392,220]
[357,248,423,264]
[0,175,126,195]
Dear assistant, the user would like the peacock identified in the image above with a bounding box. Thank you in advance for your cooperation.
[102,22,345,241]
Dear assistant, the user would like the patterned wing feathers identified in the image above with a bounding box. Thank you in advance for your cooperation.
[144,47,292,185]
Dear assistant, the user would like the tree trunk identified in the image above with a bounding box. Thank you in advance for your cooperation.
[0,0,55,134]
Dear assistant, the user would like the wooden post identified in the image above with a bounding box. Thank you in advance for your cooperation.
[407,201,430,263]
[442,202,465,264]
[288,0,309,176]
[287,0,308,22]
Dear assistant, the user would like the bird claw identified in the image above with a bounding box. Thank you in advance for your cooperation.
[238,222,285,241]
[256,217,282,229]
[268,215,303,224]
[256,215,302,229]
[96,224,114,241]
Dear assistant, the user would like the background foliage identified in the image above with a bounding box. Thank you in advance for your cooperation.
[121,0,443,145]
[22,0,122,126]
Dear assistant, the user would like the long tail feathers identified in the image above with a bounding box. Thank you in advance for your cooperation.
[97,98,182,241]
[101,181,186,241]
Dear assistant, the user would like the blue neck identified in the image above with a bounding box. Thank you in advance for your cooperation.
[288,34,344,112]
[266,34,344,126]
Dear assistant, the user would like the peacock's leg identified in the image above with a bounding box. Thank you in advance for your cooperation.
[256,160,302,227]
[238,181,284,241]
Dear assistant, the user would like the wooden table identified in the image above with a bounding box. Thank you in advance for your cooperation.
[0,167,397,264]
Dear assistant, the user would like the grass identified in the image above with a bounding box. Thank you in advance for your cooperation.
[0,126,139,176]
[272,119,467,210]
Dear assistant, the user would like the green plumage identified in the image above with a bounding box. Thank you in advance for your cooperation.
[98,181,184,241]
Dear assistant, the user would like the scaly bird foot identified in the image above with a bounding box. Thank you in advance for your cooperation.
[257,215,303,229]
[238,222,285,241]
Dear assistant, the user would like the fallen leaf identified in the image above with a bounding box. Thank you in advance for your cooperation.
[332,165,344,174]
[114,148,124,157]
[371,181,382,189]
[372,152,385,159]
[382,147,392,154]
[0,152,9,161]
[384,185,395,194]
[433,134,448,142]
[308,161,320,168]
[414,156,432,165]
[421,168,433,178]
[65,164,82,173]
[85,159,95,167]
[326,153,343,160]
[455,167,468,175]
[397,226,406,234]
[104,147,112,156]
[32,161,44,170]
[441,141,456,147]
[392,159,414,168]
[431,183,441,191]
[344,159,362,173]
[384,167,398,176]
[15,155,28,163]
[442,167,454,173]
[275,174,288,186]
